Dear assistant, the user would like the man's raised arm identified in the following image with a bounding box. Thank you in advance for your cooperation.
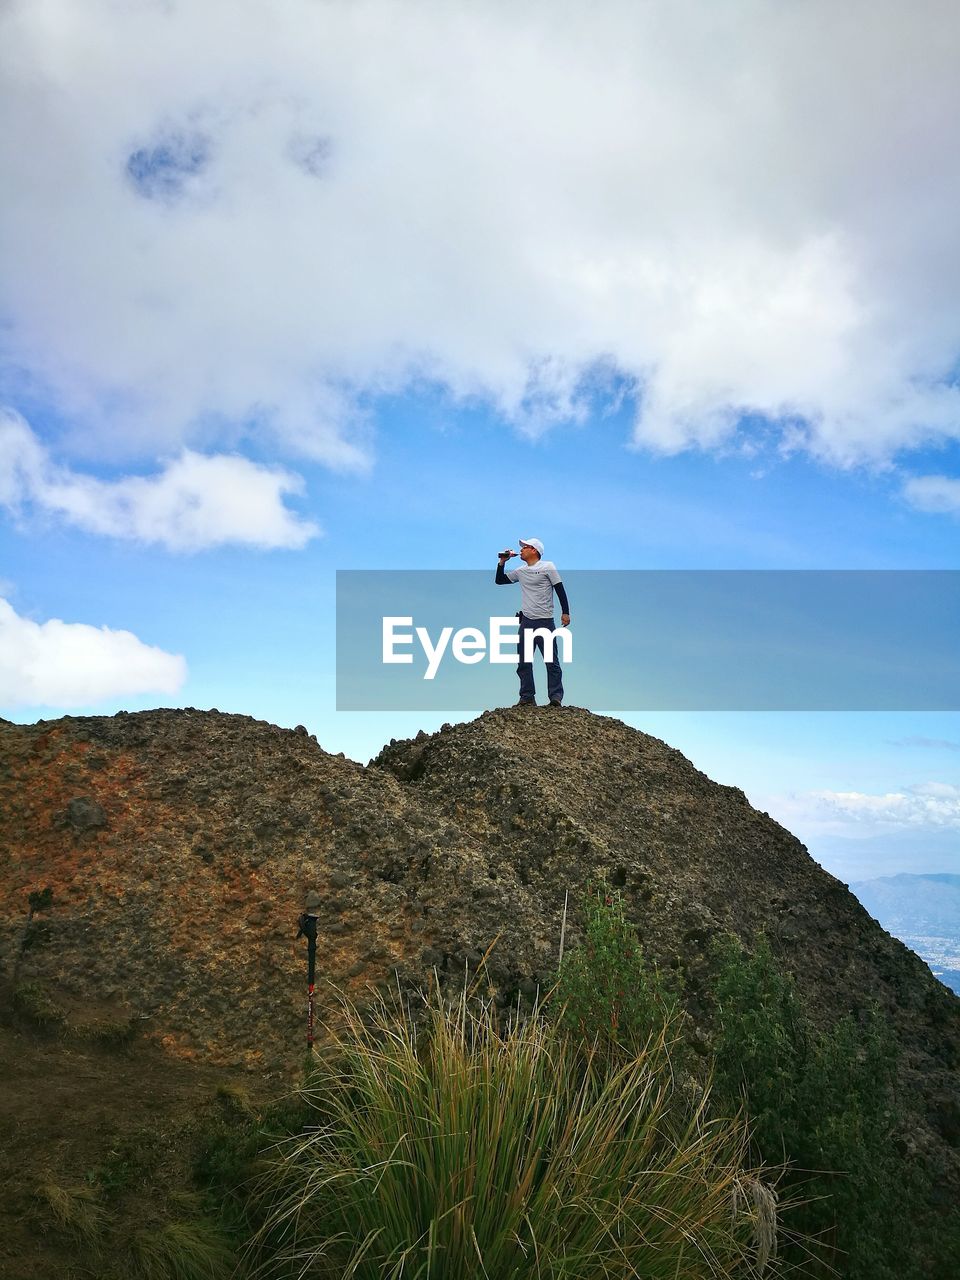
[496,550,517,585]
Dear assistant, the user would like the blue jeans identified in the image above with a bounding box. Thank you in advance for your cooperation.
[517,614,563,703]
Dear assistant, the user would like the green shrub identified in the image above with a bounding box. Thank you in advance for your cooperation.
[708,932,812,1168]
[551,884,687,1067]
[251,981,778,1279]
[707,930,927,1280]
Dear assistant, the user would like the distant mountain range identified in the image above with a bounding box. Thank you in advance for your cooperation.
[850,873,960,995]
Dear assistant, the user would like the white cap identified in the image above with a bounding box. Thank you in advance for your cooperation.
[519,537,544,556]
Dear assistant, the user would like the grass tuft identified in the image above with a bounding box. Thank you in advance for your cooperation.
[13,980,65,1029]
[130,1217,236,1280]
[73,1015,140,1050]
[213,1081,254,1116]
[250,978,780,1279]
[36,1180,108,1242]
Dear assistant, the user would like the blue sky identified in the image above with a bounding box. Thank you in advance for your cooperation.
[1,0,959,885]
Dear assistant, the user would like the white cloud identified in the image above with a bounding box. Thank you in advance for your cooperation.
[762,782,960,839]
[0,410,319,550]
[902,474,960,515]
[1,0,960,473]
[0,597,187,707]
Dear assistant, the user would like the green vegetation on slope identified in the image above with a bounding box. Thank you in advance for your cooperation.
[10,884,960,1279]
[549,886,960,1280]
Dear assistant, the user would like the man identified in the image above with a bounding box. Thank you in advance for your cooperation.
[495,537,570,707]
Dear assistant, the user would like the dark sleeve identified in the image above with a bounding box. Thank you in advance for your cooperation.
[553,580,570,614]
[496,560,514,584]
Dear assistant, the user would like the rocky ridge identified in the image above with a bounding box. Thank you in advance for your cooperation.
[1,705,958,1198]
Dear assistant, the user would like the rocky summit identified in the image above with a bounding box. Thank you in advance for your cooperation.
[2,705,959,1197]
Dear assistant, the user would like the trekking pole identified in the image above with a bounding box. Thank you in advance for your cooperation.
[297,891,321,1053]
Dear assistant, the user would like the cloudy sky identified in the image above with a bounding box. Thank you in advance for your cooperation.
[2,0,958,882]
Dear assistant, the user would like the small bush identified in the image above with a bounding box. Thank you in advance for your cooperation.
[708,929,927,1279]
[551,884,687,1066]
[708,932,812,1167]
[252,981,778,1279]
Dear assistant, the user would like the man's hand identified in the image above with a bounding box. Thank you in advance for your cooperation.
[561,613,570,626]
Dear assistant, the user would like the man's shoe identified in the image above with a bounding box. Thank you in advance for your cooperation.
[516,699,536,707]
[548,699,563,708]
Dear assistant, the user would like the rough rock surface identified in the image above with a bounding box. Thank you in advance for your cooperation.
[2,705,958,1199]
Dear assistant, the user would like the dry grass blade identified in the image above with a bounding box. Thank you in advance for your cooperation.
[36,1180,108,1243]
